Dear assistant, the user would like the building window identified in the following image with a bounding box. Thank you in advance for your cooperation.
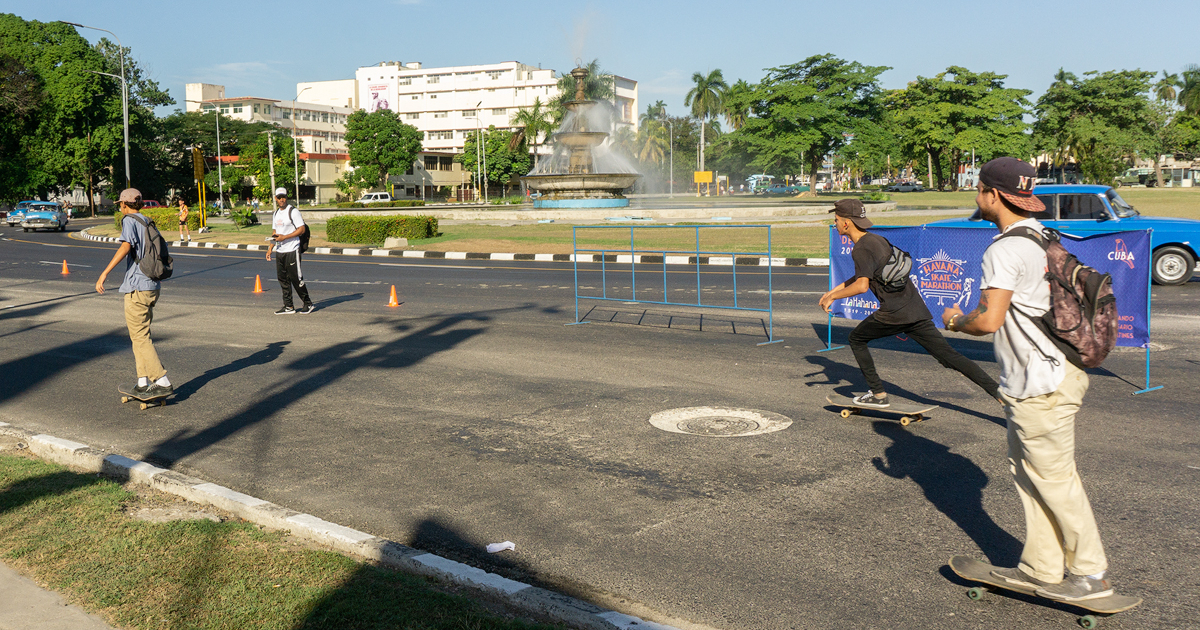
[406,113,419,120]
[321,113,329,123]
[412,94,420,100]
[430,94,437,100]
[516,87,524,92]
[434,111,448,118]
[462,110,476,117]
[427,75,439,84]
[492,108,506,116]
[424,156,438,170]
[487,70,503,80]
[280,110,290,119]
[263,105,271,115]
[253,104,259,113]
[439,156,454,171]
[527,71,535,79]
[233,104,243,113]
[427,131,453,141]
[398,77,411,86]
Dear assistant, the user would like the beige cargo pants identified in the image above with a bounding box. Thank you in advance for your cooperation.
[123,290,165,381]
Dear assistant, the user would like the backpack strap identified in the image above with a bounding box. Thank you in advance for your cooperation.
[121,213,151,261]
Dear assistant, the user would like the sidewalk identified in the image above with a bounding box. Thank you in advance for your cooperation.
[0,562,117,630]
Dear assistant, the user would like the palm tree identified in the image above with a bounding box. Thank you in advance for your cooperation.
[548,59,616,126]
[1155,70,1181,102]
[723,79,752,131]
[635,109,669,165]
[509,97,555,168]
[1179,64,1200,115]
[685,69,728,172]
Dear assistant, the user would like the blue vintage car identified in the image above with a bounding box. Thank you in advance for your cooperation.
[924,184,1199,285]
[5,200,37,226]
[19,202,68,232]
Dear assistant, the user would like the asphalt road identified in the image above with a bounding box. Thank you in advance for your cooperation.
[2,218,1198,630]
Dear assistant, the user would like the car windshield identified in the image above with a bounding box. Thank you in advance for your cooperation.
[1106,190,1138,218]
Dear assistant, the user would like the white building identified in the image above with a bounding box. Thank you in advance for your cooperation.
[184,84,353,155]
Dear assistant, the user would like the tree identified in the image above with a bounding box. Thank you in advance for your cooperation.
[685,69,728,171]
[509,97,554,168]
[728,54,889,191]
[886,66,1032,190]
[456,126,532,196]
[1032,69,1155,185]
[343,108,422,190]
[1156,70,1181,103]
[723,79,752,131]
[635,102,670,165]
[238,132,300,202]
[548,59,615,125]
[1179,64,1200,115]
[1142,100,1185,187]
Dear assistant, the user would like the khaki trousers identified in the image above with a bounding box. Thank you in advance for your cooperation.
[123,290,165,381]
[1001,362,1107,583]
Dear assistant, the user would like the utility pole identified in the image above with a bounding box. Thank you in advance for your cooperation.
[267,130,277,194]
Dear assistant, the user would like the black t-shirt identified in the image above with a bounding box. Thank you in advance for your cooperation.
[849,232,931,325]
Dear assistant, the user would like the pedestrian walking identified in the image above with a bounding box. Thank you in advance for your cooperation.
[941,157,1113,602]
[94,188,172,397]
[267,187,313,315]
[176,198,191,242]
[819,198,1000,407]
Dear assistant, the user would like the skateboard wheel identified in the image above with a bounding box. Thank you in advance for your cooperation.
[121,396,129,403]
[840,409,852,418]
[139,402,148,410]
[1079,615,1097,629]
[966,587,985,600]
[900,416,912,426]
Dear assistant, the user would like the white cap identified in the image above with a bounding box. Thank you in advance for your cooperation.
[274,187,288,197]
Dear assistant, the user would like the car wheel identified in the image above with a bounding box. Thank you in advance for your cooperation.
[1152,246,1195,285]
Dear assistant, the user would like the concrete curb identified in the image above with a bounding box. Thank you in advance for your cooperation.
[0,421,684,630]
[76,227,831,268]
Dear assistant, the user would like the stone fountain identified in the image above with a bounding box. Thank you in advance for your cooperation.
[521,65,640,208]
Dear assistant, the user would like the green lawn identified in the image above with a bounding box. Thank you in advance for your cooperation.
[0,453,565,630]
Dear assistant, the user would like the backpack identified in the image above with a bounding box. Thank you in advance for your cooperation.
[999,226,1117,369]
[876,242,913,292]
[124,214,173,281]
[289,206,310,254]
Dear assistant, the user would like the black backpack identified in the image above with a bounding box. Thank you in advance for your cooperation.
[124,214,173,281]
[290,206,310,254]
[999,226,1118,369]
[876,242,913,292]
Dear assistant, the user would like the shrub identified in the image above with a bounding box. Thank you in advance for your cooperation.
[326,215,438,244]
[113,208,201,232]
[862,191,891,202]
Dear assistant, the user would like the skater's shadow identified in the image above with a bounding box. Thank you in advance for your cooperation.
[171,341,290,403]
[871,420,1021,566]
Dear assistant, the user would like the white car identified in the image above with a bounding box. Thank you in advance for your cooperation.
[356,192,393,204]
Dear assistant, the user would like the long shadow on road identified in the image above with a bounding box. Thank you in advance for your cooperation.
[170,341,291,403]
[0,331,128,405]
[870,420,1021,566]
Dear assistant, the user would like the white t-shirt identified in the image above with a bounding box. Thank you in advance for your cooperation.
[981,218,1066,399]
[272,205,305,254]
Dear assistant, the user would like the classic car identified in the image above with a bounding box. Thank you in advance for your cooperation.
[19,202,68,232]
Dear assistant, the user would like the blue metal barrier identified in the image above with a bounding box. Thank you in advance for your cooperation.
[570,224,782,345]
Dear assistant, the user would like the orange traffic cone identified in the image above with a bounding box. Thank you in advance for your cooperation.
[253,274,263,293]
[61,260,69,275]
[387,285,399,307]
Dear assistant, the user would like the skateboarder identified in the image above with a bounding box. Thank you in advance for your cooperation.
[941,157,1112,602]
[266,187,313,314]
[95,188,172,398]
[818,199,1000,408]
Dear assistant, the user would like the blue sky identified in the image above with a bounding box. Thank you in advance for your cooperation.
[9,0,1188,118]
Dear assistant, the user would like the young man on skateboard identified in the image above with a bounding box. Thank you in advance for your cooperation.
[267,187,314,315]
[818,198,1000,408]
[95,188,172,398]
[941,157,1112,602]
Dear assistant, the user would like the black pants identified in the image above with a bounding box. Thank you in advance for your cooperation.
[275,250,312,308]
[848,314,998,399]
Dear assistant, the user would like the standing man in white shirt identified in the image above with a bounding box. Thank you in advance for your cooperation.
[941,157,1112,602]
[267,187,314,314]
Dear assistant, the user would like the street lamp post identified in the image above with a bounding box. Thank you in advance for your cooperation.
[61,21,129,188]
[472,101,482,203]
[663,113,674,198]
[293,87,312,203]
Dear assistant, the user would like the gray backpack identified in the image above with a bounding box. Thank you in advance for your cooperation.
[124,214,173,281]
[876,243,913,292]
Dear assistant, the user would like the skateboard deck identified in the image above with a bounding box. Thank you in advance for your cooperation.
[118,383,170,410]
[825,393,936,426]
[949,556,1141,628]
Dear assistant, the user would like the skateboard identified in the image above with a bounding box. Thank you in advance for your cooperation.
[825,393,936,426]
[949,555,1141,628]
[118,383,170,410]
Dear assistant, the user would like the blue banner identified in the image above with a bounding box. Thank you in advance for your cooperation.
[829,226,1151,347]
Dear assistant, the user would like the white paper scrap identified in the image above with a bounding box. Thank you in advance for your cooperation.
[486,541,516,553]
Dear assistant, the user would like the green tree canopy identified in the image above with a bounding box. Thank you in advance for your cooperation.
[455,125,532,195]
[886,66,1032,190]
[1032,68,1155,185]
[343,108,422,190]
[686,69,728,171]
[727,54,889,191]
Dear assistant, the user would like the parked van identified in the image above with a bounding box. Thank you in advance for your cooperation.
[356,192,393,204]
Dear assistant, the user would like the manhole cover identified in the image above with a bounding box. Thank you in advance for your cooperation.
[649,407,793,437]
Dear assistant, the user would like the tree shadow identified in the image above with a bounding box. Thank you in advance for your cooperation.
[579,304,771,339]
[0,332,129,405]
[0,469,106,515]
[869,420,1021,566]
[143,306,536,468]
[170,341,291,403]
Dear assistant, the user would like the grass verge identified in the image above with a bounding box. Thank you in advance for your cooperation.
[0,452,565,630]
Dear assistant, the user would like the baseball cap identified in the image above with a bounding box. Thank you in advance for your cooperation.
[979,157,1045,214]
[118,188,142,204]
[828,198,872,229]
[274,187,288,197]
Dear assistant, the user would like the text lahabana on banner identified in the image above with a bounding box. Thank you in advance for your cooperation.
[828,226,1152,348]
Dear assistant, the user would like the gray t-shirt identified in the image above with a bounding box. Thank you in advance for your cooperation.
[981,218,1065,399]
[118,213,160,293]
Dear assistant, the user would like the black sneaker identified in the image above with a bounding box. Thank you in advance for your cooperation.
[133,383,152,396]
[852,391,890,408]
[297,304,315,314]
[990,566,1052,589]
[144,383,173,398]
[1036,573,1114,602]
[275,306,296,315]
